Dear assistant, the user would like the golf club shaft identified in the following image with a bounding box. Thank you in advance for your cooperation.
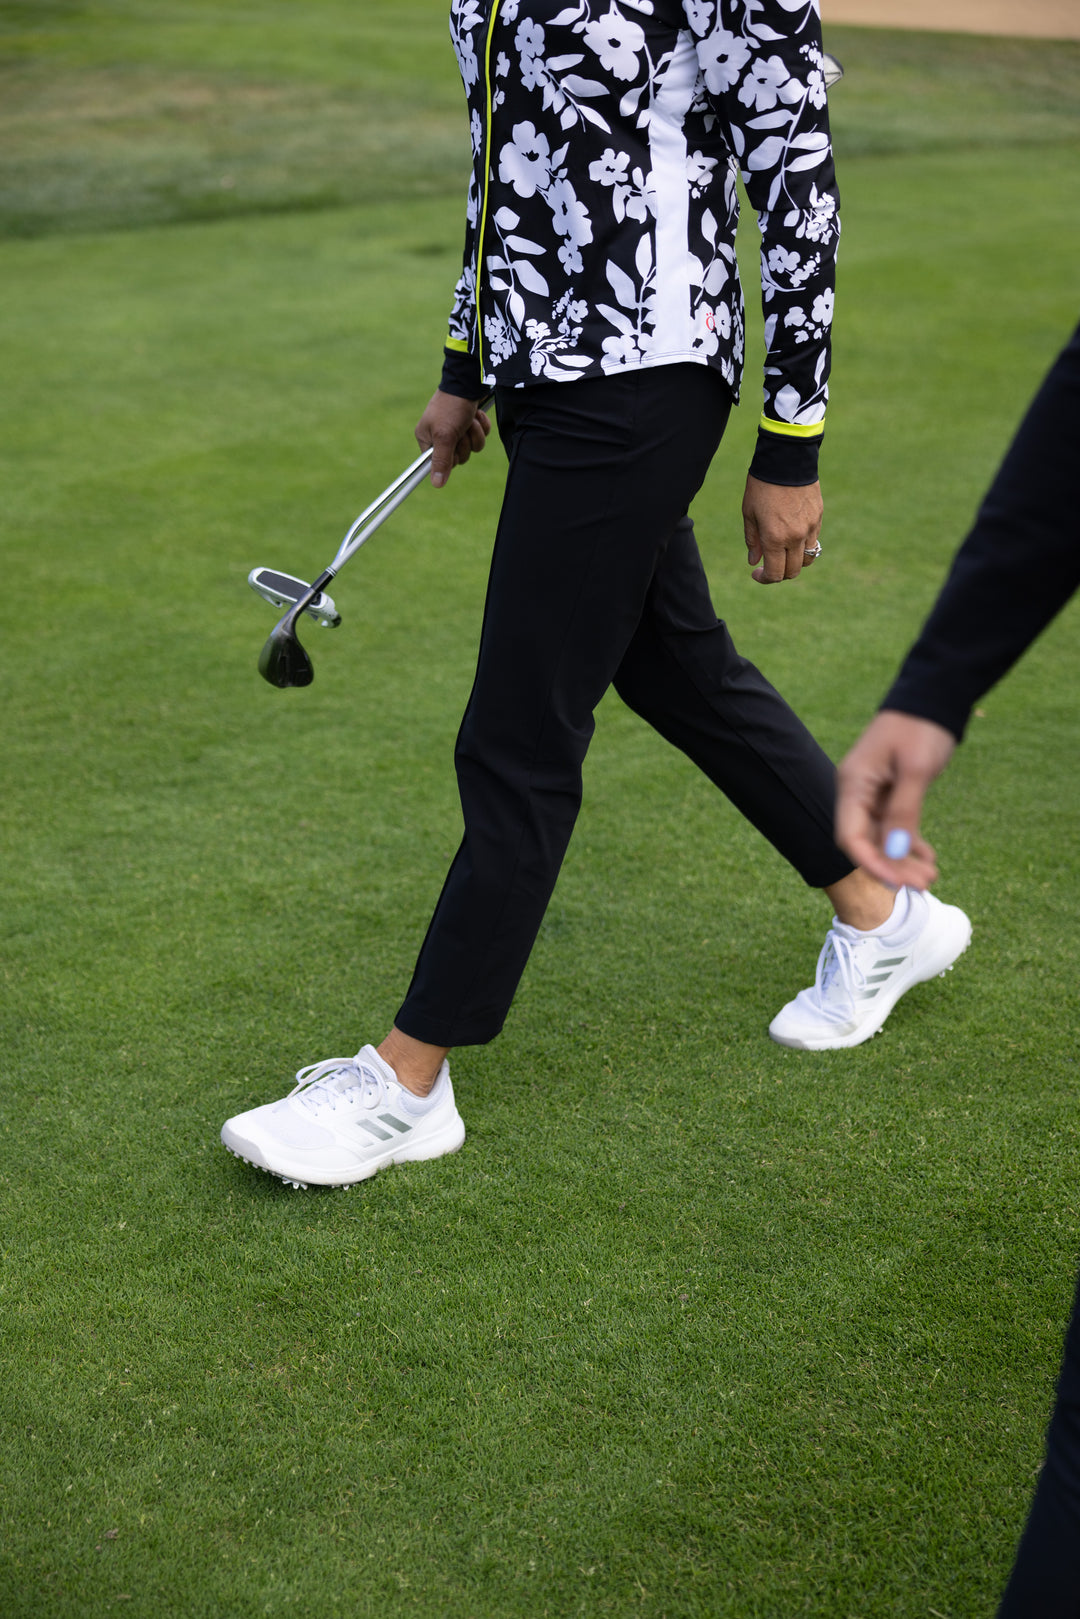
[261,451,440,660]
[328,454,433,575]
[255,458,432,652]
[257,394,495,687]
[328,390,494,576]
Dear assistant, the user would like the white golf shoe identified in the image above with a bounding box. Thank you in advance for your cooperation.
[221,1044,465,1188]
[769,889,972,1051]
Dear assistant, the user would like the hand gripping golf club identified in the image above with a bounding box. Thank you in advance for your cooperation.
[256,445,439,688]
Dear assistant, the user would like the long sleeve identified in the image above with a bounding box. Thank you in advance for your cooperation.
[688,0,839,448]
[441,117,485,398]
[441,0,838,439]
[883,321,1080,739]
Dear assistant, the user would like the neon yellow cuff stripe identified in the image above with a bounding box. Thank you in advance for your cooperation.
[759,413,826,440]
[445,337,469,353]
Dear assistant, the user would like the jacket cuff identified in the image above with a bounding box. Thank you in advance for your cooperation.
[879,660,973,744]
[748,424,822,486]
[439,345,485,401]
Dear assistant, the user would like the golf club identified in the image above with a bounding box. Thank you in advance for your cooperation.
[249,567,341,627]
[254,395,494,688]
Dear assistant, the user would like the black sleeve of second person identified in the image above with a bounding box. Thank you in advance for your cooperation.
[882,320,1080,740]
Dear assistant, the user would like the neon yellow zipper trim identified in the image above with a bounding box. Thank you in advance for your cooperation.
[475,0,501,379]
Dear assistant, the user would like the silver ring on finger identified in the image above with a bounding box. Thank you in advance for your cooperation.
[803,542,822,560]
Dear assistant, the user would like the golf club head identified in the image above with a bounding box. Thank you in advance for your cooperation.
[249,567,341,627]
[258,614,315,688]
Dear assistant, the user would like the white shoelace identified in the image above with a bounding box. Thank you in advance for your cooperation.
[288,1053,388,1116]
[812,929,867,1023]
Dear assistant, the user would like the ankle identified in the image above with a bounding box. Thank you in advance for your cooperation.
[377,1028,449,1098]
[825,868,900,934]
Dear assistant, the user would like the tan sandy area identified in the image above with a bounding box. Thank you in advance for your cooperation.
[822,1,1080,40]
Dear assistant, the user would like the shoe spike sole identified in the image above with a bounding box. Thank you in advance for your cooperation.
[222,1145,397,1191]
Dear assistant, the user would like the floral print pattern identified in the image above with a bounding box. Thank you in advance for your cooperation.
[446,0,839,428]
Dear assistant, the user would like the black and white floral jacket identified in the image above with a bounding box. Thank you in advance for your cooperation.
[442,0,840,461]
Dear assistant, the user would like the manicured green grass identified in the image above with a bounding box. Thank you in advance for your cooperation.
[0,0,469,238]
[2,7,1079,1616]
[2,5,1079,238]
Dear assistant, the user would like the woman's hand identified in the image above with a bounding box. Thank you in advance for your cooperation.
[415,391,492,488]
[835,710,958,889]
[742,476,823,583]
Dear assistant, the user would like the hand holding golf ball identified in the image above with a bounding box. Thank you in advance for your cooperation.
[835,710,958,890]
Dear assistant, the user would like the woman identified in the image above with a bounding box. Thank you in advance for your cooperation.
[221,1,970,1189]
[836,319,1080,1618]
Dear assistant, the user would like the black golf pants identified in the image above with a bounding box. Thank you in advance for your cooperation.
[997,1260,1080,1618]
[395,363,852,1048]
